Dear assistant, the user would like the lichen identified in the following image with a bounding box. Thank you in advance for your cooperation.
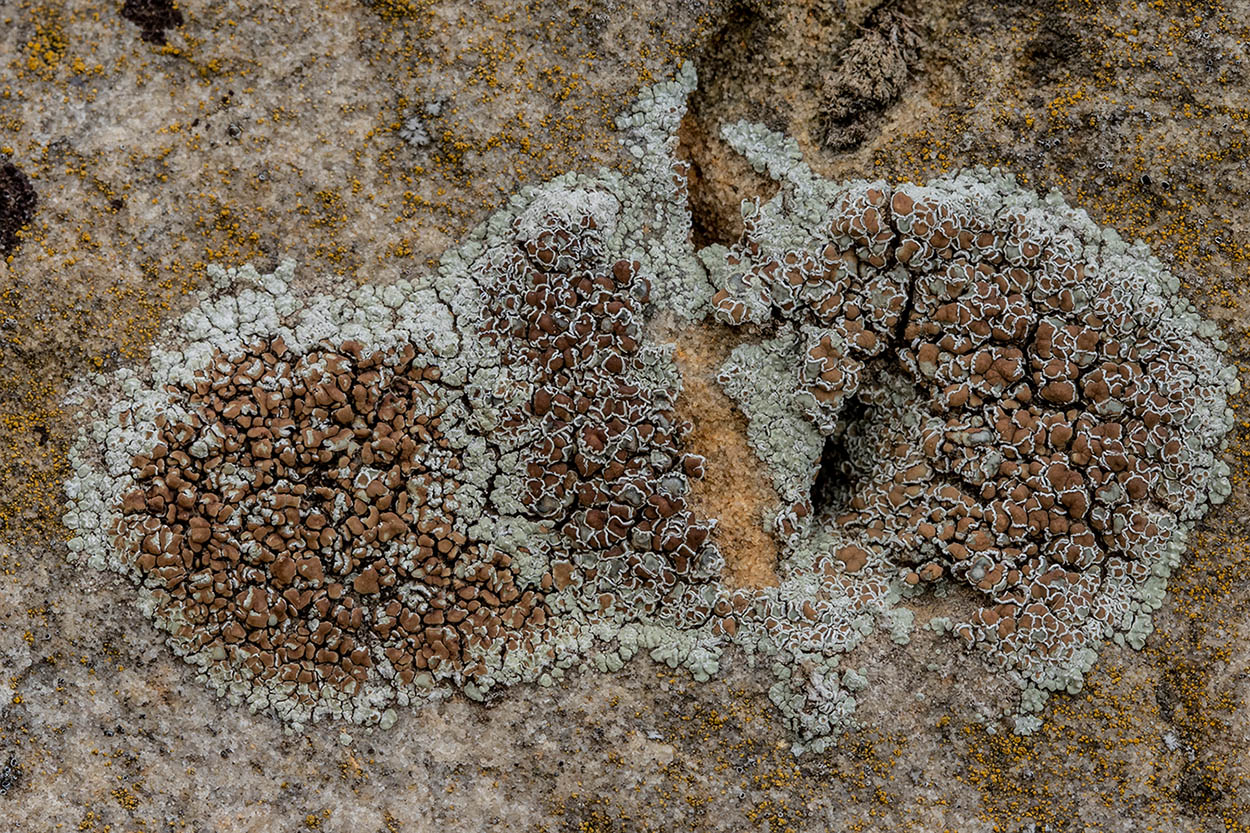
[0,161,36,256]
[62,63,1236,750]
[705,118,1237,746]
[119,0,183,46]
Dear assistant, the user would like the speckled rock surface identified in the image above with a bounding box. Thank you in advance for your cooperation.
[5,1,1250,831]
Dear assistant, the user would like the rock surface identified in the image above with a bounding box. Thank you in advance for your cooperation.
[3,1,1250,831]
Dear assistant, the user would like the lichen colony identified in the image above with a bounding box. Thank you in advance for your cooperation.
[62,65,1237,748]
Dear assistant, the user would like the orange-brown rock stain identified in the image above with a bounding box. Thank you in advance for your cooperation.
[668,320,780,588]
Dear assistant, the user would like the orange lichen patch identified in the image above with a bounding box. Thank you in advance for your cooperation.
[669,321,779,588]
[0,374,67,541]
[18,4,68,79]
[111,338,546,697]
[957,649,1250,832]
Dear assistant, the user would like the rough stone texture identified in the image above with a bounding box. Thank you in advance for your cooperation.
[667,317,782,589]
[4,1,1250,832]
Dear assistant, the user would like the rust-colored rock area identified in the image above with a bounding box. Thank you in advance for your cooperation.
[668,320,780,588]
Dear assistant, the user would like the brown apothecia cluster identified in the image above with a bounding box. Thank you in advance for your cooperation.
[481,202,721,629]
[112,337,547,700]
[102,191,728,708]
[62,68,1237,741]
[712,181,1230,680]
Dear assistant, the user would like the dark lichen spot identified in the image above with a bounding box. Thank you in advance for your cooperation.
[120,0,184,45]
[0,754,19,797]
[0,162,37,256]
[1177,762,1221,812]
[820,7,918,150]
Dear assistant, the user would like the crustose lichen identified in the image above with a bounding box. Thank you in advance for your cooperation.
[62,64,1236,748]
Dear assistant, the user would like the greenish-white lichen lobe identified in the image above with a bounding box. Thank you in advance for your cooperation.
[704,121,1238,744]
[60,63,1237,749]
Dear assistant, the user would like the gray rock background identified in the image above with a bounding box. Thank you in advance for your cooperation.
[1,0,1248,830]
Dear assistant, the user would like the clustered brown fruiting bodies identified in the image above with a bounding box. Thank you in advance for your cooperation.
[111,338,546,707]
[480,216,720,632]
[708,126,1234,737]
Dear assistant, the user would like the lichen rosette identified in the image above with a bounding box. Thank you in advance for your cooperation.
[706,124,1237,739]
